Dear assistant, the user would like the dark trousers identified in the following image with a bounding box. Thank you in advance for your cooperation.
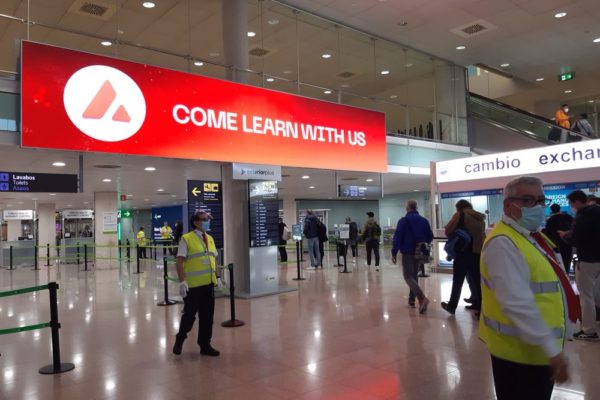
[365,239,380,266]
[405,255,422,302]
[448,252,481,310]
[318,241,325,266]
[137,246,147,259]
[558,245,573,274]
[491,355,554,400]
[349,242,357,257]
[176,284,215,350]
[279,241,288,262]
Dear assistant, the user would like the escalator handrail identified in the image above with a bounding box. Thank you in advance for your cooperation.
[468,92,589,139]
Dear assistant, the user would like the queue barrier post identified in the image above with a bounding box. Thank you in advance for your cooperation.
[340,239,351,274]
[300,238,304,261]
[34,245,38,270]
[46,244,50,267]
[221,263,245,327]
[39,282,75,374]
[118,240,122,260]
[292,240,305,281]
[157,257,178,306]
[126,239,131,262]
[136,244,140,270]
[76,243,80,266]
[84,244,88,272]
[9,245,13,270]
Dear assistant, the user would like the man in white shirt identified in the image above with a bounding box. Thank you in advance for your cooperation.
[480,176,580,400]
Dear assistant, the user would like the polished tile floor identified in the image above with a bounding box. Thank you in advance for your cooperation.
[0,251,596,399]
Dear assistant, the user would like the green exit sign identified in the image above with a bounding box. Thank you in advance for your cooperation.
[119,209,133,218]
[558,72,575,81]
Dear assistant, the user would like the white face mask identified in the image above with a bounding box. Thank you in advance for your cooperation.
[564,107,569,113]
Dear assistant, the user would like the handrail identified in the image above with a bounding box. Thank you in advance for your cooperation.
[469,92,555,125]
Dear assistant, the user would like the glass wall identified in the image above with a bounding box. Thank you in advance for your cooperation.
[0,0,468,145]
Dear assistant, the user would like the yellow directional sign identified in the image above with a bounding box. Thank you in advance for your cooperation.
[192,187,201,196]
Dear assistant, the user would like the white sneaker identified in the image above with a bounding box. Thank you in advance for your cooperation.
[352,258,356,263]
[376,267,380,272]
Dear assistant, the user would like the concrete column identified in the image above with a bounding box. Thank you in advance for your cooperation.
[37,203,55,259]
[282,196,297,227]
[94,192,118,269]
[222,0,249,83]
[221,164,250,292]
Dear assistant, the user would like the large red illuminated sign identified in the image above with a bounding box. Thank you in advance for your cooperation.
[21,41,387,172]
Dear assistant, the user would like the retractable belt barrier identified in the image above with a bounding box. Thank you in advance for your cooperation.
[0,282,74,375]
[221,263,244,328]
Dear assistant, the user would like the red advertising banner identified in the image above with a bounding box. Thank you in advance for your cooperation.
[21,41,387,173]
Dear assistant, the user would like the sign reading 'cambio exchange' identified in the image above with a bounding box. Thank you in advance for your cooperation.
[21,41,387,173]
[436,138,600,183]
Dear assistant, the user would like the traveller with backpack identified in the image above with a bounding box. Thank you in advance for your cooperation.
[441,199,486,315]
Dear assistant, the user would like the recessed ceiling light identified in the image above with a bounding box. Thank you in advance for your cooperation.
[456,45,466,50]
[49,193,56,196]
[340,84,350,88]
[247,31,256,37]
[380,70,390,75]
[390,95,398,99]
[209,52,220,57]
[142,1,156,8]
[100,40,112,47]
[366,178,374,182]
[171,194,177,198]
[593,38,600,43]
[302,175,310,179]
[144,166,156,171]
[564,90,572,94]
[405,63,413,68]
[102,178,112,182]
[588,100,595,103]
[324,90,332,94]
[267,19,279,25]
[500,63,510,68]
[157,188,164,192]
[283,70,293,75]
[554,12,567,18]
[413,189,419,192]
[52,162,66,167]
[535,77,544,82]
[67,204,72,207]
[83,201,89,204]
[321,53,332,59]
[193,60,204,67]
[265,77,275,82]
[309,186,316,189]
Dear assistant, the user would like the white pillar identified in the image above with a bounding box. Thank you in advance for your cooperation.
[37,203,55,259]
[282,196,297,227]
[94,192,118,269]
[222,0,249,83]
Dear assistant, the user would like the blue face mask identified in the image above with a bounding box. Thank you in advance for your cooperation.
[201,220,210,231]
[518,205,545,231]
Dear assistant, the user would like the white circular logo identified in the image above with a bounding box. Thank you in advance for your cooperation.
[63,65,146,142]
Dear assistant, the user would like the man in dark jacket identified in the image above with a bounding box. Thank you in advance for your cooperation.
[441,199,486,315]
[561,190,600,340]
[346,217,359,261]
[362,212,381,271]
[391,200,433,314]
[303,210,321,268]
[543,204,573,273]
[317,220,328,268]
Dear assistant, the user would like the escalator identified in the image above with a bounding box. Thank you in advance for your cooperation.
[467,92,589,154]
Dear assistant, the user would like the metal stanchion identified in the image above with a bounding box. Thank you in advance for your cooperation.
[126,240,131,263]
[221,263,245,327]
[46,244,50,267]
[134,244,142,274]
[157,257,177,306]
[292,240,305,281]
[76,243,80,266]
[39,282,75,374]
[340,239,351,274]
[34,245,38,270]
[83,244,88,272]
[9,245,13,270]
[118,239,122,260]
[300,238,304,261]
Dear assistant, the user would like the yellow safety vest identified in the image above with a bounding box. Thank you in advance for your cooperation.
[182,231,218,288]
[160,226,172,240]
[136,231,146,246]
[479,221,565,365]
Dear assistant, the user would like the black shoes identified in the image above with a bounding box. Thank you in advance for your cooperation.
[464,297,473,304]
[408,300,416,308]
[172,336,185,355]
[441,302,455,315]
[200,345,221,356]
[465,305,480,311]
[418,274,430,278]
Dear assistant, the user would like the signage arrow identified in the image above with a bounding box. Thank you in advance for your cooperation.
[153,214,161,220]
[192,187,201,196]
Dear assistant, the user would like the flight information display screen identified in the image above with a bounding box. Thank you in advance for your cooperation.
[248,180,279,247]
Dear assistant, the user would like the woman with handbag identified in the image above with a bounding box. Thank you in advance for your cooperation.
[441,199,486,315]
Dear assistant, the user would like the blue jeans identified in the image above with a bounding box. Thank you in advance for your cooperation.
[307,237,321,267]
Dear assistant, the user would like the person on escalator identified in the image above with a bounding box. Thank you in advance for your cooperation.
[554,104,571,129]
[572,114,595,137]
